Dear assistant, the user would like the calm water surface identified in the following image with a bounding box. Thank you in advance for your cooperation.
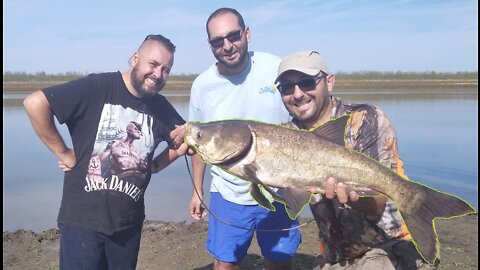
[3,90,478,232]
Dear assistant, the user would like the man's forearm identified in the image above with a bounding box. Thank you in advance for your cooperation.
[23,90,70,158]
[191,154,206,196]
[151,147,181,173]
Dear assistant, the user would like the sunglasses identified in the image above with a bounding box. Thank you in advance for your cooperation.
[277,74,326,95]
[209,29,243,49]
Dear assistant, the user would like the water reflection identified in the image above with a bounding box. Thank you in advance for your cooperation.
[3,90,478,232]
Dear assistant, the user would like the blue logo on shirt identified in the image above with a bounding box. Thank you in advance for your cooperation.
[259,85,276,94]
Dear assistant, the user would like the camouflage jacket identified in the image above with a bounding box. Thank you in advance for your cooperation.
[287,96,410,262]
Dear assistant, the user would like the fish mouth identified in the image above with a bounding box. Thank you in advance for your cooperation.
[216,138,253,166]
[196,134,253,166]
[184,123,196,146]
[185,121,253,166]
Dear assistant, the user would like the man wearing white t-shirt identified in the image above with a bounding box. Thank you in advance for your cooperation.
[187,7,301,270]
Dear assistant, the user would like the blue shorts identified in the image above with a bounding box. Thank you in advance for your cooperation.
[207,192,301,263]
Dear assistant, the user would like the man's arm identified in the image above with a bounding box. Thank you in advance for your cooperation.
[166,123,207,219]
[150,145,186,173]
[151,124,194,173]
[334,107,399,217]
[23,90,76,169]
[189,154,207,220]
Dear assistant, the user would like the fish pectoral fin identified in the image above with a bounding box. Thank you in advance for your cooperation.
[258,183,287,205]
[243,164,277,211]
[250,184,275,211]
[284,187,312,220]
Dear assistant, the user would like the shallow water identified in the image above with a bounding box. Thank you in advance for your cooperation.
[3,90,478,232]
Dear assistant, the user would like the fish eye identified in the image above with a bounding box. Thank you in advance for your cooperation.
[196,131,202,139]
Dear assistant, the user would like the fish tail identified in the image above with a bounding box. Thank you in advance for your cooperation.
[401,187,476,265]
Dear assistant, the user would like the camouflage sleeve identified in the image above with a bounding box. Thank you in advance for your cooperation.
[346,105,410,239]
[375,108,407,177]
[346,105,405,176]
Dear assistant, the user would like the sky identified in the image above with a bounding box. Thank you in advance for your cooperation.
[3,0,478,75]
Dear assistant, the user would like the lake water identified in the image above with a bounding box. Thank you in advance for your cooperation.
[3,89,478,232]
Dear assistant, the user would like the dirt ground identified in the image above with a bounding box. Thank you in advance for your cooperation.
[3,215,477,270]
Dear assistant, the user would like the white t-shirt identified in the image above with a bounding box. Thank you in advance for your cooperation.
[188,51,290,205]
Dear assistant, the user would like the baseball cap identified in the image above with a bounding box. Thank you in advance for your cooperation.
[275,50,330,83]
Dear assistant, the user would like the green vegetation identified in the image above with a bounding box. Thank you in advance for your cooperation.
[3,71,87,82]
[2,71,199,82]
[3,71,477,93]
[3,71,477,82]
[335,70,477,80]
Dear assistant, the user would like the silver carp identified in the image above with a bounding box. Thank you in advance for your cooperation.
[184,115,476,265]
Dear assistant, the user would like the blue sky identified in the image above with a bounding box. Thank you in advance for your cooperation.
[4,0,478,75]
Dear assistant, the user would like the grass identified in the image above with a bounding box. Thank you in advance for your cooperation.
[3,71,478,93]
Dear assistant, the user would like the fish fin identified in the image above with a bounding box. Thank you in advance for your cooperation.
[311,115,349,146]
[259,184,288,205]
[283,187,312,220]
[242,164,286,209]
[242,164,276,211]
[249,184,275,211]
[400,187,476,266]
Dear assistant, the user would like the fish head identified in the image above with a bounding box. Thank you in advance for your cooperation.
[185,120,253,165]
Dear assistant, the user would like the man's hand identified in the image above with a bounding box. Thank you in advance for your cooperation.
[170,124,196,156]
[325,177,360,203]
[174,143,196,156]
[170,124,187,149]
[189,192,207,220]
[310,177,386,216]
[309,177,360,204]
[57,148,76,172]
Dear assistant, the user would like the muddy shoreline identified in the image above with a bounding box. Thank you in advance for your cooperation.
[3,215,477,270]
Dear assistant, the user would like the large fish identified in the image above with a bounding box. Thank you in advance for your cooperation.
[184,116,476,265]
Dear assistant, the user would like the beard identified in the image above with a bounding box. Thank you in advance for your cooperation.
[213,45,248,70]
[131,66,165,98]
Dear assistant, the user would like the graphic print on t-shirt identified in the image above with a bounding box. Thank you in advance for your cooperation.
[85,104,154,201]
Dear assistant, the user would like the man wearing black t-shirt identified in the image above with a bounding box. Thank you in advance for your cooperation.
[24,34,186,270]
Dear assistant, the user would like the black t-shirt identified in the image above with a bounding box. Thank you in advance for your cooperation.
[43,71,185,234]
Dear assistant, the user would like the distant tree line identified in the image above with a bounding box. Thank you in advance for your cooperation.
[3,70,477,82]
[335,70,478,80]
[3,71,88,82]
[2,71,200,82]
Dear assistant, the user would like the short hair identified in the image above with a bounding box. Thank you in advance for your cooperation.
[142,34,176,53]
[206,8,245,39]
[128,121,142,131]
